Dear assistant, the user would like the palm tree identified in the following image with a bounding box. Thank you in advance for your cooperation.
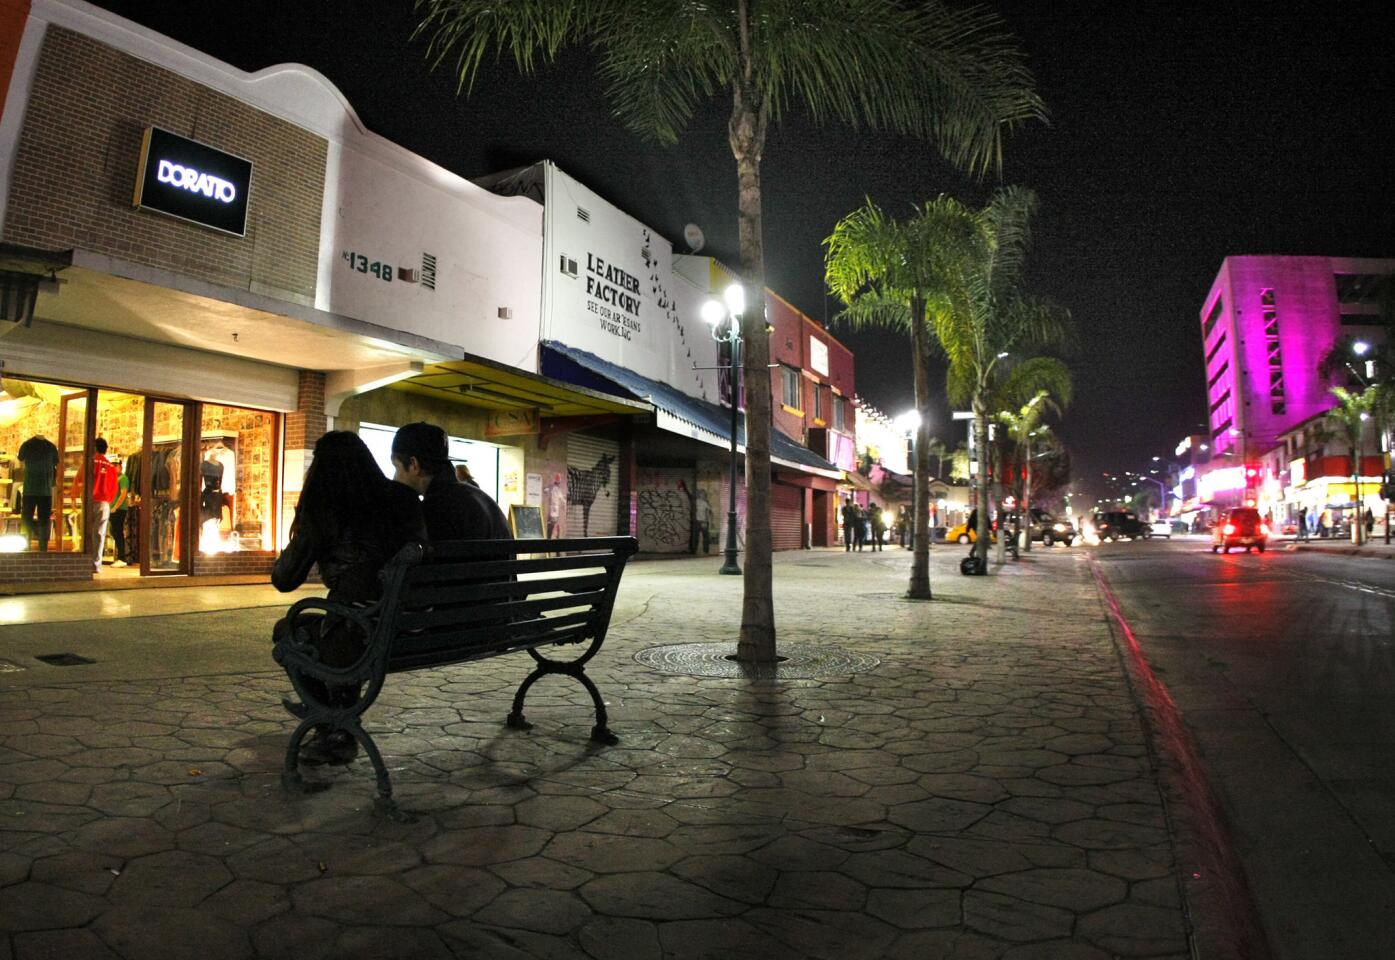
[825,197,981,598]
[925,437,950,481]
[996,390,1062,551]
[932,188,1073,569]
[414,0,1044,661]
[1324,386,1376,544]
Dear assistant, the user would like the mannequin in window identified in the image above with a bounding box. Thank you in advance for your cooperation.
[204,438,236,535]
[17,434,58,551]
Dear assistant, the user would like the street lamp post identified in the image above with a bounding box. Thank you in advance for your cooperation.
[894,409,923,553]
[1132,474,1168,517]
[703,285,746,575]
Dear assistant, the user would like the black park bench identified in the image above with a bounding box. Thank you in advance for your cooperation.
[272,536,638,820]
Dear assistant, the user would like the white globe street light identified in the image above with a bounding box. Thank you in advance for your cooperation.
[704,283,746,575]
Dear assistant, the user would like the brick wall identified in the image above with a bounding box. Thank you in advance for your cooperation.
[0,553,93,584]
[3,26,326,302]
[281,370,326,542]
[284,370,327,452]
[191,551,275,577]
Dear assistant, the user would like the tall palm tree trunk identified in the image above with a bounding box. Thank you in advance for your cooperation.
[907,298,932,598]
[973,404,991,567]
[1021,441,1032,552]
[731,83,776,662]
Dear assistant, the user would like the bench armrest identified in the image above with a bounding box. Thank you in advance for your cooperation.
[273,596,382,679]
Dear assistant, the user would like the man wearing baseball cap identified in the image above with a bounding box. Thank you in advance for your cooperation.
[390,422,511,541]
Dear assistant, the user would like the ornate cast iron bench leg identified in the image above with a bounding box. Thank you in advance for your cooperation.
[506,656,618,746]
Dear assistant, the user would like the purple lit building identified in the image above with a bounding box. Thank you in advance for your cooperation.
[1200,256,1394,461]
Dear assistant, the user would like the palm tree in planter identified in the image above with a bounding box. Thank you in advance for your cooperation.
[825,196,982,598]
[1325,386,1378,544]
[996,389,1065,551]
[931,188,1074,571]
[415,0,1044,660]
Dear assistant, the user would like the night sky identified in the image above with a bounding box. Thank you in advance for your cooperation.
[91,1,1395,495]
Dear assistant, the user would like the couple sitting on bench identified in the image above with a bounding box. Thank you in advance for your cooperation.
[272,422,511,765]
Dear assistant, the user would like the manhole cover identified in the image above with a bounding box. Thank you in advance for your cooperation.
[35,653,95,667]
[635,642,878,680]
[0,659,25,673]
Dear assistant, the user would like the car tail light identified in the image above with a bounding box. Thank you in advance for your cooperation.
[1223,523,1236,535]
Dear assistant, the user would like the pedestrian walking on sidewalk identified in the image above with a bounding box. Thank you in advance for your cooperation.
[1365,507,1375,538]
[841,498,857,552]
[853,503,867,552]
[871,506,886,551]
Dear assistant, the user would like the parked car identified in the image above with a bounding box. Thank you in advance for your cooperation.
[1148,519,1172,539]
[1001,508,1076,546]
[1211,507,1269,553]
[1093,510,1149,541]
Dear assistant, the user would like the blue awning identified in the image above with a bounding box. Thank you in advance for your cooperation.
[541,341,840,477]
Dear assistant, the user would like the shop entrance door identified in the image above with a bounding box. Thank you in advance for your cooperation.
[140,399,191,575]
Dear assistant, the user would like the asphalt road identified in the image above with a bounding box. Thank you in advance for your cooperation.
[1092,536,1395,960]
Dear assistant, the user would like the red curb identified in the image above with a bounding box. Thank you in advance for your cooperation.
[1089,558,1272,960]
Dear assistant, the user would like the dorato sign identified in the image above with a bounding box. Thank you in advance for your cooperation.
[133,127,252,237]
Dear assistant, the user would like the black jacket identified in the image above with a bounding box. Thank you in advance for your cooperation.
[272,481,427,602]
[420,470,512,542]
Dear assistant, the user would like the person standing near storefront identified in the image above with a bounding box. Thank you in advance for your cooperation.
[86,438,120,572]
[841,498,857,552]
[109,461,132,566]
[546,472,567,540]
[17,434,58,552]
[390,422,511,541]
[871,506,887,551]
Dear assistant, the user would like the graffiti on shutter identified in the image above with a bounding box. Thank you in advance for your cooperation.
[566,433,619,537]
[637,466,696,553]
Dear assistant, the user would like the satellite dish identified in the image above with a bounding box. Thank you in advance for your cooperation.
[683,223,705,253]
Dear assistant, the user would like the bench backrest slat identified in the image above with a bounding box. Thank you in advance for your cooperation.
[407,552,618,584]
[387,624,592,672]
[423,537,634,559]
[403,571,609,608]
[396,589,606,631]
[387,611,594,670]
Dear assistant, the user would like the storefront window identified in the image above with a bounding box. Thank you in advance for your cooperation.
[198,404,277,554]
[0,377,86,554]
[1,379,277,571]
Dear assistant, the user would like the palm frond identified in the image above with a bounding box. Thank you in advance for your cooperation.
[994,357,1073,411]
[413,0,600,93]
[832,291,914,333]
[756,0,1044,177]
[596,4,733,144]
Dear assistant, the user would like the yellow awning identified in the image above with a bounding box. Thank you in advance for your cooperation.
[392,354,650,418]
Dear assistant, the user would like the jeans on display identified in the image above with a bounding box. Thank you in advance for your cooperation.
[21,495,52,552]
[91,500,111,571]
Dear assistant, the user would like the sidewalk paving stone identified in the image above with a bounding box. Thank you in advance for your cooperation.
[0,549,1197,958]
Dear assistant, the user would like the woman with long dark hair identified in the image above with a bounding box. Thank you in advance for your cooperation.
[272,430,426,763]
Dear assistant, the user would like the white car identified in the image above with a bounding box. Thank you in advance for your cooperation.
[1148,519,1172,539]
